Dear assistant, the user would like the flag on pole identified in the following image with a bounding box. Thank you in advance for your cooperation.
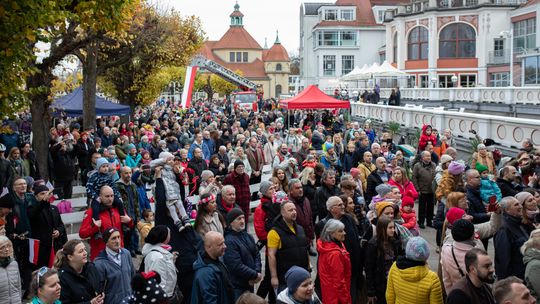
[181,66,198,109]
[29,238,40,265]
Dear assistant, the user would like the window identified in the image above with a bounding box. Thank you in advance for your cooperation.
[460,74,476,87]
[275,85,282,96]
[489,73,509,87]
[524,55,540,85]
[230,52,235,62]
[236,52,242,62]
[514,18,536,52]
[393,34,398,63]
[420,75,429,88]
[494,38,504,57]
[407,75,416,88]
[408,27,429,60]
[325,9,337,20]
[276,63,282,71]
[378,11,385,23]
[439,75,454,88]
[323,55,336,76]
[317,31,356,47]
[340,31,357,46]
[342,55,354,75]
[439,23,476,58]
[340,9,354,21]
[243,52,248,62]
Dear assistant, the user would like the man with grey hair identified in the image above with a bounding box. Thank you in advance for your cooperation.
[494,196,529,280]
[466,169,491,226]
[366,156,389,203]
[217,185,239,218]
[412,151,436,228]
[314,196,363,303]
[314,169,340,220]
[288,179,315,255]
[217,145,230,169]
[445,147,458,160]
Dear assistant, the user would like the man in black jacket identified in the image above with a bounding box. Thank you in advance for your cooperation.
[497,166,523,197]
[313,169,340,220]
[267,201,309,293]
[465,169,491,224]
[366,157,389,203]
[446,248,496,304]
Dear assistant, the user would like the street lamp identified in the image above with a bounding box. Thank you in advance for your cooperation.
[431,77,437,88]
[500,27,513,87]
[451,75,458,87]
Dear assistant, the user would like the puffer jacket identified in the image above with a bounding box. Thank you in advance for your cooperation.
[0,258,21,304]
[436,170,459,202]
[160,163,182,201]
[316,239,351,304]
[276,288,322,304]
[386,256,443,304]
[142,243,177,297]
[523,247,540,301]
[389,178,418,202]
[358,162,376,192]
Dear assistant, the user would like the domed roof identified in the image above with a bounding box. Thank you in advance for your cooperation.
[264,43,289,62]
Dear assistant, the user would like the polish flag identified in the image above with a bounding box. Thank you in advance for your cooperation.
[29,239,40,265]
[181,66,198,109]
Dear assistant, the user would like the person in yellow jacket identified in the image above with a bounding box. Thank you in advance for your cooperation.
[386,236,443,304]
[358,151,376,193]
[137,209,155,246]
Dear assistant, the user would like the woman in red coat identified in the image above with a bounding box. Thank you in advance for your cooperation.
[316,219,351,304]
[388,167,418,203]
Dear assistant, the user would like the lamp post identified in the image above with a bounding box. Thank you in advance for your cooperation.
[500,27,513,87]
[451,75,458,87]
[431,77,437,88]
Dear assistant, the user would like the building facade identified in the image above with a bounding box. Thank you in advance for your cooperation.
[299,0,406,90]
[384,0,540,87]
[199,3,290,99]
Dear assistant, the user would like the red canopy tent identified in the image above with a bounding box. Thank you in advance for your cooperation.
[280,85,350,109]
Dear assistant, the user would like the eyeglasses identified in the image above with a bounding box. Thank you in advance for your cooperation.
[37,266,48,286]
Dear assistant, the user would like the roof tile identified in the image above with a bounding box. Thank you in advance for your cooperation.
[213,26,262,50]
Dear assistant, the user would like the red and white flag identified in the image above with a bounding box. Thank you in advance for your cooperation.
[181,66,198,109]
[29,238,40,265]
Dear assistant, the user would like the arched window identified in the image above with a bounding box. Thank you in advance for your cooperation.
[439,23,476,58]
[393,33,398,63]
[408,27,428,60]
[276,63,282,71]
[275,84,282,96]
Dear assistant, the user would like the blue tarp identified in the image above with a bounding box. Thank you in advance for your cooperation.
[50,87,130,117]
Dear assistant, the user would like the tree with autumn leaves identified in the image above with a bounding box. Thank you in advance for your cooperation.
[0,1,204,179]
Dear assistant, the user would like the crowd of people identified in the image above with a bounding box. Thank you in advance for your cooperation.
[0,96,539,304]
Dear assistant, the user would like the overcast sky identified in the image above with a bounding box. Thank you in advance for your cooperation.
[165,0,320,54]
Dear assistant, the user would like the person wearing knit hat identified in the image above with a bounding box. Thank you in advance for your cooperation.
[400,196,419,236]
[376,201,395,218]
[140,225,178,299]
[273,190,290,205]
[405,236,430,262]
[440,154,453,165]
[275,266,320,303]
[158,151,174,161]
[226,208,244,226]
[0,191,14,209]
[448,161,466,175]
[28,182,66,268]
[450,219,475,242]
[259,180,275,198]
[376,183,393,197]
[101,227,120,243]
[96,157,110,171]
[386,236,443,304]
[223,208,262,300]
[350,167,360,178]
[446,207,467,226]
[224,157,251,221]
[475,162,489,174]
[125,144,142,169]
[200,170,214,183]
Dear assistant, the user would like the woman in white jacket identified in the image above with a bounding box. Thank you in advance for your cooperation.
[0,236,21,304]
[141,225,178,299]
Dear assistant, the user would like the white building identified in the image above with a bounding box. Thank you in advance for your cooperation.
[299,0,405,90]
[384,0,540,87]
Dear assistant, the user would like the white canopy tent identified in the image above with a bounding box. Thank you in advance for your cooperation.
[341,61,409,88]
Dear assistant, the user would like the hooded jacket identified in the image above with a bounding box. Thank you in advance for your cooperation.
[276,288,322,304]
[141,243,177,297]
[418,125,437,152]
[223,228,262,292]
[523,247,540,300]
[386,257,443,304]
[316,239,351,304]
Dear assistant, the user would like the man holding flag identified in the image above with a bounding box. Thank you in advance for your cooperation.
[28,184,67,268]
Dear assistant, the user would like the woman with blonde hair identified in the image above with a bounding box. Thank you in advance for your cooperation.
[0,236,21,303]
[522,228,540,300]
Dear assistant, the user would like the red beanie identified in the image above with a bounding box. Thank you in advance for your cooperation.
[350,168,360,178]
[446,207,466,225]
[401,196,414,208]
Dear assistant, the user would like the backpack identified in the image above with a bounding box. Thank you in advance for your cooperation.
[57,200,73,214]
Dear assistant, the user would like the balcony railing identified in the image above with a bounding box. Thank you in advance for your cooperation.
[488,49,510,65]
[491,0,527,5]
[438,0,478,8]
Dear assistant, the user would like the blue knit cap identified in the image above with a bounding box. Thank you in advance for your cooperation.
[285,266,310,294]
[405,236,430,262]
[96,157,109,170]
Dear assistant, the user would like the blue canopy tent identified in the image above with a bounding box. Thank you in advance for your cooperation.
[50,87,130,117]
